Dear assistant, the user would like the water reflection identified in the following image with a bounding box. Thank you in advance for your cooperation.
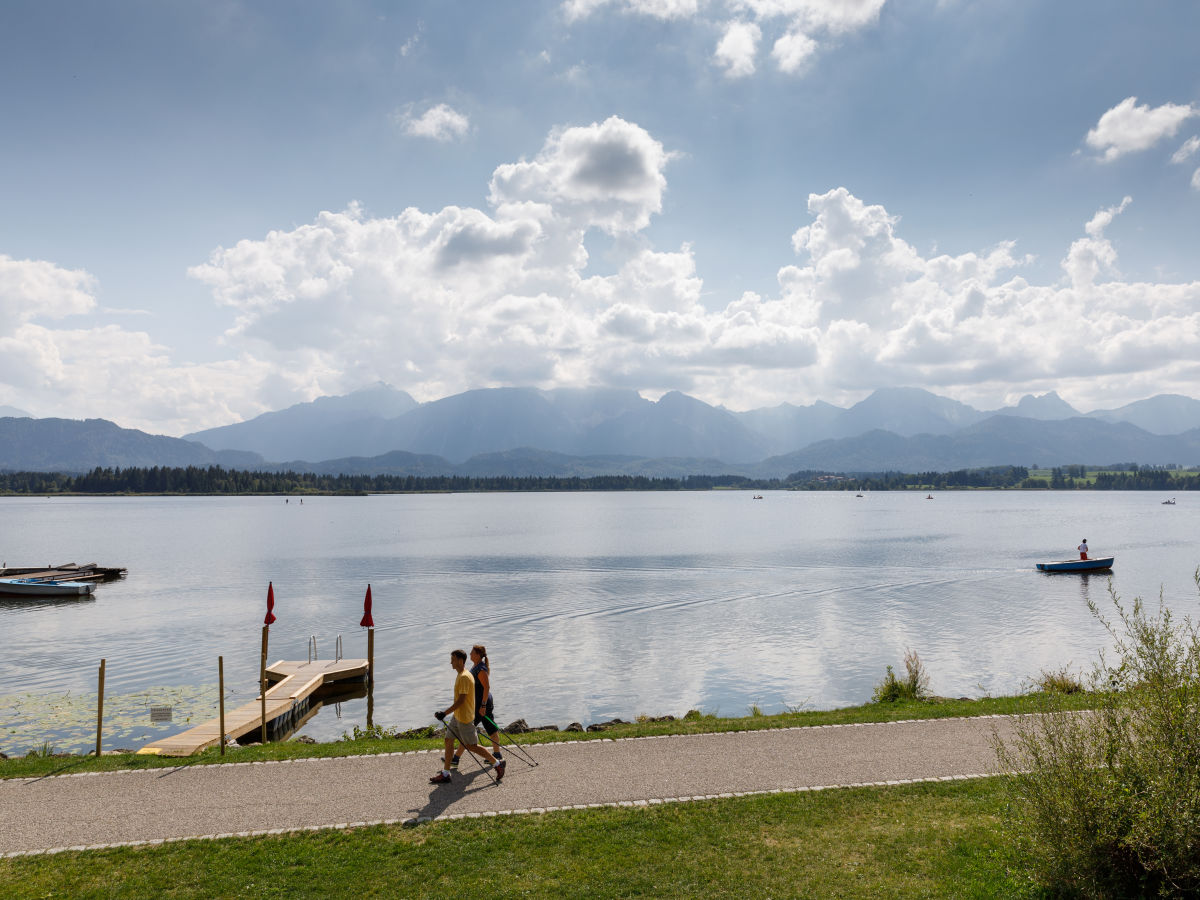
[0,595,96,611]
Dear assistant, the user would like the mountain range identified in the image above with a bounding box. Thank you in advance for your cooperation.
[4,384,1200,477]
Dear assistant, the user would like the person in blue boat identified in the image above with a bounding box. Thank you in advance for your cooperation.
[451,644,502,769]
[1078,538,1089,560]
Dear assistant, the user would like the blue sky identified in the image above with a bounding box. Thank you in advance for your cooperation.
[1,0,1198,434]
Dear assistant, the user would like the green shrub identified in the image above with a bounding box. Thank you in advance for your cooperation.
[998,571,1200,896]
[872,649,930,703]
[1034,665,1087,694]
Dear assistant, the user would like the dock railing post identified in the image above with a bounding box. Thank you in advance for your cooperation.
[95,658,106,756]
[218,655,226,757]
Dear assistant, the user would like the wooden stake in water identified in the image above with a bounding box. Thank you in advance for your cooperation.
[95,658,106,757]
[367,627,375,685]
[218,655,226,757]
[260,625,269,744]
[367,627,375,730]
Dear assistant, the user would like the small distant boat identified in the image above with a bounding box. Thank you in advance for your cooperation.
[1035,557,1115,573]
[0,578,97,596]
[855,494,863,498]
[1163,498,1176,505]
[925,494,934,499]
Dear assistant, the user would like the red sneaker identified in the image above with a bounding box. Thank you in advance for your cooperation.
[494,759,506,782]
[429,772,452,784]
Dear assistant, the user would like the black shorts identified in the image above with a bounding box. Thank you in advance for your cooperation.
[474,698,497,735]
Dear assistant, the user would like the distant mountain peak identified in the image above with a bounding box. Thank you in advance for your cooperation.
[1009,391,1080,419]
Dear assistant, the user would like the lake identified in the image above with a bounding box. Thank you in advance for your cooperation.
[1,490,1197,754]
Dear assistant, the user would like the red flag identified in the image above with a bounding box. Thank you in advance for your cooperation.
[360,584,374,628]
[264,581,277,625]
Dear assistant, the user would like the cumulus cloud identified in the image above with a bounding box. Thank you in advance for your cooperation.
[184,110,1200,426]
[1085,96,1198,162]
[563,0,887,77]
[771,29,818,73]
[714,21,761,78]
[489,115,672,233]
[0,255,96,334]
[9,119,1200,432]
[1062,196,1131,287]
[398,103,471,142]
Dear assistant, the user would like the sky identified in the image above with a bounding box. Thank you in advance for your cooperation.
[1,1,1199,436]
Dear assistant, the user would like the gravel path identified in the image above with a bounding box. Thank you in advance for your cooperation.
[1,715,1021,857]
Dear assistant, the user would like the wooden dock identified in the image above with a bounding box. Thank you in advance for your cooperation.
[137,658,368,757]
[0,562,126,582]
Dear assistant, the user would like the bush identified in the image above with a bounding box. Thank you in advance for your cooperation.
[997,571,1200,896]
[872,649,930,703]
[1034,665,1087,694]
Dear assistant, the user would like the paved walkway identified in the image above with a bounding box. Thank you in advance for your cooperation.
[1,715,1021,857]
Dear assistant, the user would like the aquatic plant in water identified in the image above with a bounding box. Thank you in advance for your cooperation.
[0,683,224,755]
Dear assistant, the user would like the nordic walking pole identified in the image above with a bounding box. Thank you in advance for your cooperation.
[480,713,538,766]
[433,716,498,785]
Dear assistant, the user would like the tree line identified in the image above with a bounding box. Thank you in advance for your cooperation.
[0,466,781,494]
[0,464,1194,495]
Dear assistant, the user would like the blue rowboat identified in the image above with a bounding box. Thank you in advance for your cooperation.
[0,577,97,596]
[1035,557,1114,573]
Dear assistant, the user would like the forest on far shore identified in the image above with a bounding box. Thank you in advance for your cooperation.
[0,463,1195,495]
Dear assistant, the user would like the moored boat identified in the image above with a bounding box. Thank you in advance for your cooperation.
[0,578,98,596]
[1035,556,1115,573]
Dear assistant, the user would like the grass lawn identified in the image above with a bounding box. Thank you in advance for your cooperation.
[0,777,1042,899]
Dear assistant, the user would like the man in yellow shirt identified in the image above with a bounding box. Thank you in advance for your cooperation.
[431,648,506,784]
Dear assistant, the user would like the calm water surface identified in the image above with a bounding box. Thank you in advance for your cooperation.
[1,491,1197,753]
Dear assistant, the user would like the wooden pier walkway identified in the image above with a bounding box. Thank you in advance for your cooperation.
[0,562,126,582]
[138,658,368,757]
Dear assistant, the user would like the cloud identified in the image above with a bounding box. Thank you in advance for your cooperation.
[562,0,699,22]
[9,120,1200,432]
[398,103,471,142]
[1171,135,1200,164]
[489,115,672,233]
[771,29,818,73]
[734,0,887,34]
[1063,196,1131,287]
[399,25,422,57]
[0,255,96,334]
[714,21,761,78]
[564,0,887,78]
[1085,96,1198,162]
